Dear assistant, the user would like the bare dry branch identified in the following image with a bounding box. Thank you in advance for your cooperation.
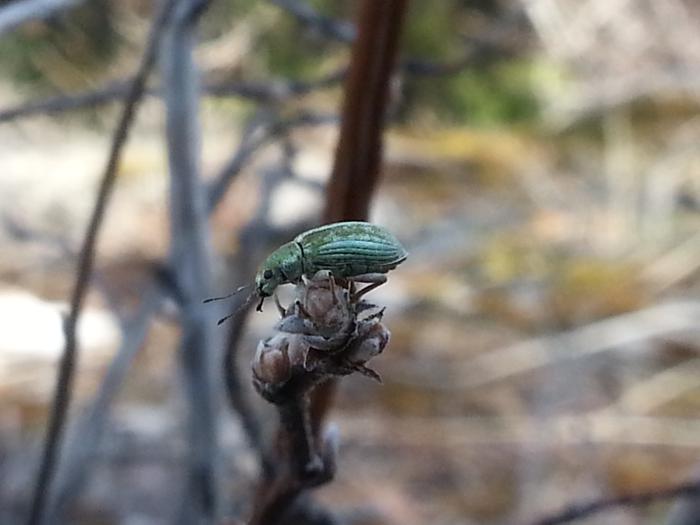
[0,74,342,123]
[206,110,336,210]
[270,0,355,43]
[49,285,162,518]
[25,2,177,524]
[312,0,408,450]
[161,0,220,521]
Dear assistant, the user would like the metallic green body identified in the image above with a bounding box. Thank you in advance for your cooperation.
[255,221,407,297]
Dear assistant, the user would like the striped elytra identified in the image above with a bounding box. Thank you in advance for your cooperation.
[297,221,407,276]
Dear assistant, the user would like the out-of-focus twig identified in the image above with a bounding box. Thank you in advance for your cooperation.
[271,0,529,72]
[206,110,335,210]
[24,2,177,524]
[0,73,341,123]
[0,0,83,36]
[161,0,220,521]
[527,479,700,525]
[269,0,355,43]
[49,285,162,518]
[597,357,700,416]
[665,472,700,525]
[0,80,133,123]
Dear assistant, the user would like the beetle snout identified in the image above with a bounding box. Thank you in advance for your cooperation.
[257,280,274,298]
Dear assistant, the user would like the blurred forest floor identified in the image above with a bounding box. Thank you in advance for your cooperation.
[2,1,700,524]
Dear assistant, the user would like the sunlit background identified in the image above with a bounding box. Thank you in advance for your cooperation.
[2,1,700,524]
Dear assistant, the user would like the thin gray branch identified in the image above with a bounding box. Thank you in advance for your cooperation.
[0,72,342,123]
[206,110,336,209]
[161,0,220,521]
[269,0,355,43]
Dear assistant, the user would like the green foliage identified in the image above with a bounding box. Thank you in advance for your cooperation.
[0,0,539,126]
[403,1,457,60]
[398,1,539,126]
[0,0,116,91]
[403,60,538,126]
[253,0,348,79]
[200,0,259,38]
[257,14,327,78]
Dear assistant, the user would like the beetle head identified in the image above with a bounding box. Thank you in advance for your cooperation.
[255,265,281,298]
[255,241,303,301]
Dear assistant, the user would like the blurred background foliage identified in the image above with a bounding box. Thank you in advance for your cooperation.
[0,0,540,125]
[2,0,700,524]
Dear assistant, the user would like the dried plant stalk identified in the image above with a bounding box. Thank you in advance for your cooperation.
[248,272,390,524]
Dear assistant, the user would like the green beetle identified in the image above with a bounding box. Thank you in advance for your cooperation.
[208,221,407,320]
[253,221,407,311]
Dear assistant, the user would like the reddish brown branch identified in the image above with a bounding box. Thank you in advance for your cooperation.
[323,0,408,222]
[314,0,408,441]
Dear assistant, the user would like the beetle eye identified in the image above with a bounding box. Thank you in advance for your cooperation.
[263,269,273,279]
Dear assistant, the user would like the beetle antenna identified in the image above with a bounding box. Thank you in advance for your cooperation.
[216,291,256,325]
[203,285,249,304]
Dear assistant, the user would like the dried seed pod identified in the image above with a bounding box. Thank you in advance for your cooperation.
[253,269,392,399]
[286,333,311,369]
[345,321,390,365]
[275,272,357,352]
[299,276,351,336]
[251,335,292,386]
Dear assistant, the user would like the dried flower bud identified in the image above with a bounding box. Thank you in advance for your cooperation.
[275,314,316,336]
[346,321,390,365]
[252,335,291,386]
[294,273,352,337]
[254,271,392,396]
[286,333,310,368]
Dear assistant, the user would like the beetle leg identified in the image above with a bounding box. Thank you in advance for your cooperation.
[328,272,338,305]
[363,306,386,322]
[274,293,286,317]
[354,301,378,313]
[350,273,387,300]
